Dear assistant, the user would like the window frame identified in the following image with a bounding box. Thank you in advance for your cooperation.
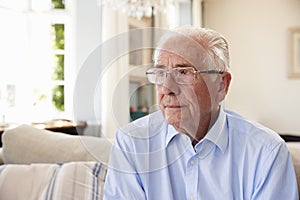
[0,0,75,122]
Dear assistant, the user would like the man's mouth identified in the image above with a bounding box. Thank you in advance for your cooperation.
[164,105,183,109]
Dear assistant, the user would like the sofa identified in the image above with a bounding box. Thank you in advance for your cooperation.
[0,125,112,199]
[0,125,299,199]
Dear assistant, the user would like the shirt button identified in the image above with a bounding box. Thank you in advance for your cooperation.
[190,159,195,166]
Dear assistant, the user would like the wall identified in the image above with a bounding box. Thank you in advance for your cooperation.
[73,1,130,138]
[75,0,102,73]
[72,0,102,136]
[73,0,101,120]
[203,0,300,134]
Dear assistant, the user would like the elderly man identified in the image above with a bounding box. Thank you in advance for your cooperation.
[104,26,298,199]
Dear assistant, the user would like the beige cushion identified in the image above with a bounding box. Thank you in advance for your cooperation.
[2,124,111,164]
[0,162,107,200]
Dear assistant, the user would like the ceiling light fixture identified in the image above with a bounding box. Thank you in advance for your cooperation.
[102,0,175,20]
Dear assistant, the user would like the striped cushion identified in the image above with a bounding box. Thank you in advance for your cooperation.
[0,162,107,200]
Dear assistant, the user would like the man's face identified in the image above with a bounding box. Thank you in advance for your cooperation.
[155,51,220,136]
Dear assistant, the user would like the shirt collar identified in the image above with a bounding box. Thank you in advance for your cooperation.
[165,108,228,153]
[198,107,228,153]
[165,123,180,147]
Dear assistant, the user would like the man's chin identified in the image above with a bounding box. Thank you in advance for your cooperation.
[164,110,180,121]
[165,114,179,124]
[164,115,185,132]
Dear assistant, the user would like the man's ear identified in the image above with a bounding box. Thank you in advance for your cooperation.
[222,72,232,93]
[217,72,232,101]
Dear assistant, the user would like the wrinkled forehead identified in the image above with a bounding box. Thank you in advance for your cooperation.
[154,35,208,69]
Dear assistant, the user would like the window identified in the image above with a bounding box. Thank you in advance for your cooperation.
[0,0,73,123]
[52,0,65,9]
[51,23,65,111]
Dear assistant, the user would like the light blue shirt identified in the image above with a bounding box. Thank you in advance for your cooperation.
[104,109,298,200]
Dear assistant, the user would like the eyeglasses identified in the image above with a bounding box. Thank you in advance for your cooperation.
[146,66,223,85]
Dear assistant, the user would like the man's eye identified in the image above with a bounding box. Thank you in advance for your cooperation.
[177,69,191,75]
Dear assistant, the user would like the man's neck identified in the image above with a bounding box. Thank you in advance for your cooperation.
[192,107,221,146]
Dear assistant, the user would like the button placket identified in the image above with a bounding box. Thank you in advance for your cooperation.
[190,159,195,166]
[185,156,199,200]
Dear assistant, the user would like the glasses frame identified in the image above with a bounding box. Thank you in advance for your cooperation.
[146,66,223,85]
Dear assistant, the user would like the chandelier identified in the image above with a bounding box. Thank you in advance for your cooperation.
[102,0,175,20]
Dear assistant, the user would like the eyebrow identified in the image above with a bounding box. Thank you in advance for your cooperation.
[175,63,194,68]
[154,63,195,69]
[175,64,199,72]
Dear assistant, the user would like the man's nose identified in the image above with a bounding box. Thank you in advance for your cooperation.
[161,73,180,95]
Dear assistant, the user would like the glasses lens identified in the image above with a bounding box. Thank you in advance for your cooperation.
[146,68,165,84]
[146,67,196,84]
[173,68,195,84]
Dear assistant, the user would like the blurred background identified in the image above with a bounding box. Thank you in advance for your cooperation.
[0,0,299,138]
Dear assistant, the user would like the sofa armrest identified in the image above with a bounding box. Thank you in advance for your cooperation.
[2,124,111,164]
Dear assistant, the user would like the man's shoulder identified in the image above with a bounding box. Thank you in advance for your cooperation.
[224,109,284,147]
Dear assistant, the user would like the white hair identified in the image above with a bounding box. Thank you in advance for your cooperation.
[153,26,230,72]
